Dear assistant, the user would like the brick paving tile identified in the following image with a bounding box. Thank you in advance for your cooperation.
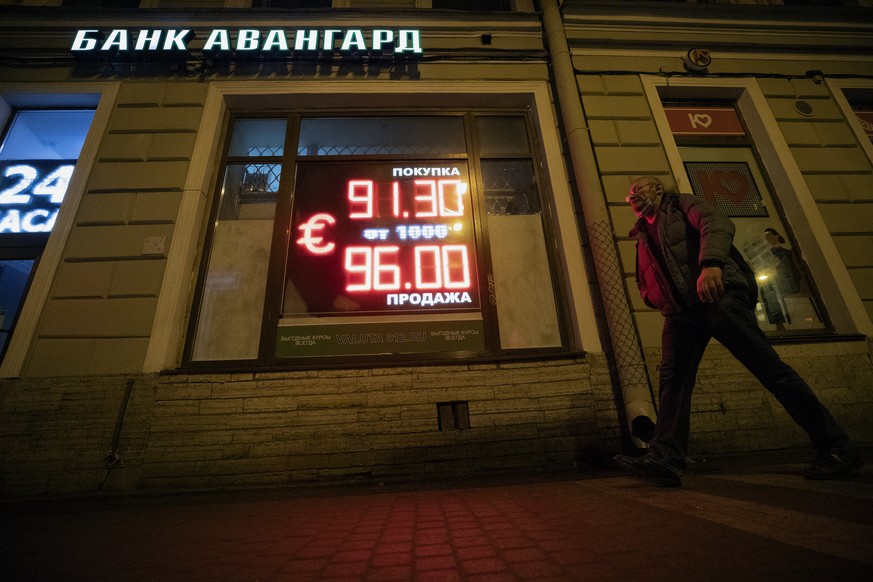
[365,565,412,581]
[447,521,480,531]
[321,561,369,577]
[332,549,373,563]
[281,558,329,573]
[451,526,486,538]
[417,528,451,541]
[528,528,572,542]
[297,544,341,559]
[501,547,548,562]
[416,555,459,571]
[491,534,534,549]
[373,542,413,555]
[339,539,378,551]
[415,571,462,582]
[510,559,567,578]
[452,534,492,548]
[371,552,412,567]
[379,532,415,544]
[466,572,518,582]
[549,549,610,566]
[461,557,510,575]
[480,518,516,531]
[457,545,499,560]
[415,543,454,557]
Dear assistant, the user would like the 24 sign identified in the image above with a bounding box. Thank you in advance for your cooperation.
[0,160,75,234]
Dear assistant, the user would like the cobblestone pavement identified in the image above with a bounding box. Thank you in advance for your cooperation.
[3,447,872,581]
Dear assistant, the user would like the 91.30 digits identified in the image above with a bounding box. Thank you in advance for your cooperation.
[348,179,466,219]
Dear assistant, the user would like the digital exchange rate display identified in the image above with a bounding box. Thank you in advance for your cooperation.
[278,161,485,358]
[284,161,480,318]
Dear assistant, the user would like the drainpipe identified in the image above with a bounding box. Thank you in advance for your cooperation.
[541,0,656,447]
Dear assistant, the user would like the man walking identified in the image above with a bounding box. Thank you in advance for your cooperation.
[613,176,862,487]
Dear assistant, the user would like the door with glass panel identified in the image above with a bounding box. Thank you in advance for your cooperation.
[679,146,828,334]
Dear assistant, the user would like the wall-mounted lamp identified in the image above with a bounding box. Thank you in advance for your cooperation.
[682,48,712,73]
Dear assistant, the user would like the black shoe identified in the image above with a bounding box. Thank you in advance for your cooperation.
[614,452,682,487]
[803,447,863,480]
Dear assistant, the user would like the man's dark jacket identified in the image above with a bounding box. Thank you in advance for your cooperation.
[630,191,757,315]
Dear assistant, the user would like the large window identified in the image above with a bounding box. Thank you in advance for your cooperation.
[0,108,95,357]
[663,103,829,336]
[186,112,567,366]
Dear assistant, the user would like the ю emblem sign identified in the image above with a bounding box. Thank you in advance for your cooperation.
[688,113,713,129]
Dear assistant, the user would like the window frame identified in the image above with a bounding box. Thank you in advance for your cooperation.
[143,81,599,374]
[181,108,573,370]
[832,80,873,163]
[662,99,834,339]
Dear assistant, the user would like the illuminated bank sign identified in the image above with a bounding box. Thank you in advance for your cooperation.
[277,161,484,358]
[71,28,423,55]
[0,160,73,234]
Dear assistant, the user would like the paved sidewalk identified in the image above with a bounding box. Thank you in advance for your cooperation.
[3,447,872,581]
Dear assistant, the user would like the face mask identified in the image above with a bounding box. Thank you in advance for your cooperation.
[631,195,657,218]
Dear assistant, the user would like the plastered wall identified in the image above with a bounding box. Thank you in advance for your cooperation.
[27,82,209,377]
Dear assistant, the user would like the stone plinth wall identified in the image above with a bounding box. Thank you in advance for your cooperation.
[0,356,621,497]
[644,339,873,456]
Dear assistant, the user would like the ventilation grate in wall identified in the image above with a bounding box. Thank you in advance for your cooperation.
[437,401,470,431]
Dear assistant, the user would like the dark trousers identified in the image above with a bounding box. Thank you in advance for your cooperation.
[651,290,849,469]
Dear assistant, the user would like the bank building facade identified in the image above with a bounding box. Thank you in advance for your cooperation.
[1,0,871,496]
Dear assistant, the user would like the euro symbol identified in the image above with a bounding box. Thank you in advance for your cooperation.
[297,213,336,255]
